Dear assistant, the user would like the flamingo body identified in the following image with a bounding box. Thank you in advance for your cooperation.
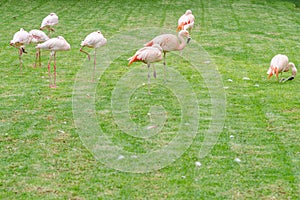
[10,28,31,72]
[267,54,297,82]
[29,29,50,67]
[80,31,107,80]
[144,30,190,81]
[128,44,163,94]
[177,10,195,32]
[36,36,70,88]
[36,36,70,52]
[40,13,58,36]
[29,29,49,43]
[80,31,107,50]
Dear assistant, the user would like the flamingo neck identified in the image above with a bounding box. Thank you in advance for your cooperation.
[177,33,187,51]
[288,62,297,76]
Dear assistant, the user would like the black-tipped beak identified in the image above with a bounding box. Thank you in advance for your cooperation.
[21,47,27,54]
[187,37,191,44]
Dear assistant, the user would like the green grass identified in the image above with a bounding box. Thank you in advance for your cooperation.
[1,0,299,199]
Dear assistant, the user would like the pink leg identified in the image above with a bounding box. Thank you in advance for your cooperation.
[80,47,91,61]
[19,48,23,74]
[93,49,96,81]
[34,50,39,68]
[53,53,57,88]
[147,63,151,95]
[47,54,53,87]
[38,49,41,67]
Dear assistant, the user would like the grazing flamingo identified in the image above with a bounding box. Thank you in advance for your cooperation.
[36,36,71,88]
[144,30,190,81]
[40,13,58,37]
[128,44,163,94]
[267,54,297,82]
[29,29,49,67]
[80,30,107,80]
[10,28,31,73]
[177,10,194,37]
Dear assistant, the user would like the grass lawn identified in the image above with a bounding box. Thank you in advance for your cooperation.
[0,0,299,199]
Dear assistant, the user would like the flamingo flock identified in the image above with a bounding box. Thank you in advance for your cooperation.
[9,9,298,90]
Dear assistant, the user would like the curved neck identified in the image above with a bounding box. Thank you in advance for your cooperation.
[288,62,297,76]
[177,32,187,51]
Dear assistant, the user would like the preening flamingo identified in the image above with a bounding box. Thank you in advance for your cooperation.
[177,10,194,36]
[40,13,58,37]
[128,44,163,94]
[10,28,31,73]
[36,36,71,88]
[267,54,297,82]
[80,31,107,80]
[29,29,50,67]
[144,30,190,81]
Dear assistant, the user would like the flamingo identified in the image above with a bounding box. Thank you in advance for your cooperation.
[36,36,71,88]
[80,30,107,80]
[267,54,297,82]
[40,13,58,37]
[177,10,195,38]
[10,28,31,73]
[128,44,163,94]
[144,30,190,81]
[29,29,49,67]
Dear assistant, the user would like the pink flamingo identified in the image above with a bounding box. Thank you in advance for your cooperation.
[177,10,195,34]
[80,31,107,80]
[29,29,49,67]
[10,28,31,73]
[144,30,190,81]
[40,13,58,37]
[36,36,71,88]
[267,54,297,82]
[128,44,163,94]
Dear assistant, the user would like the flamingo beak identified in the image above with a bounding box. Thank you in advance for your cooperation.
[267,73,273,80]
[21,47,27,54]
[187,37,191,44]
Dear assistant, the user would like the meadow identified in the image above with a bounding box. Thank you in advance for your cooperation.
[0,0,299,199]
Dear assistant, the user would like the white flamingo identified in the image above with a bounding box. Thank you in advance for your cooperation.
[128,44,163,94]
[80,31,107,80]
[36,36,71,88]
[144,30,190,81]
[177,10,195,35]
[10,28,31,73]
[267,54,297,82]
[40,13,58,37]
[29,29,49,67]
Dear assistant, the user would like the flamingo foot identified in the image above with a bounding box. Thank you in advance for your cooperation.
[49,84,57,88]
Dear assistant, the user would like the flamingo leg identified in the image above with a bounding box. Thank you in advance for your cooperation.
[163,52,167,83]
[53,52,57,88]
[47,53,53,88]
[80,47,91,61]
[34,49,39,68]
[147,63,151,95]
[93,49,96,82]
[19,48,23,74]
[153,64,156,79]
[39,49,41,67]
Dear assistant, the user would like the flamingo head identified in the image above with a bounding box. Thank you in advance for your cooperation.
[289,62,297,77]
[185,10,192,15]
[179,30,190,38]
[267,65,274,79]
